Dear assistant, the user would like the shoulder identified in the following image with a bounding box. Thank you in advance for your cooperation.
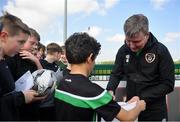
[58,74,107,97]
[116,44,127,57]
[155,42,170,55]
[40,59,48,65]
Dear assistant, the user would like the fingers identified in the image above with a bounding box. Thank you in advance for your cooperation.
[140,100,146,111]
[136,100,146,111]
[20,51,31,58]
[20,51,36,61]
[127,96,140,103]
[34,94,48,101]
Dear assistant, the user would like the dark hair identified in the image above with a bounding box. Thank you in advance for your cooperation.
[47,43,62,54]
[65,32,101,64]
[0,12,30,36]
[29,28,40,41]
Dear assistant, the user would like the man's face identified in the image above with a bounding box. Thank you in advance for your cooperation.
[3,31,29,57]
[125,32,149,52]
[21,36,38,53]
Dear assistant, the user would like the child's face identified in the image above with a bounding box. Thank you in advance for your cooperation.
[3,31,29,57]
[21,36,38,53]
[60,53,68,64]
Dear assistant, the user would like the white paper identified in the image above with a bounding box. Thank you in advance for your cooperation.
[118,101,137,111]
[15,71,34,91]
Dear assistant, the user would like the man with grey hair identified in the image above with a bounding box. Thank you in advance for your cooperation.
[107,14,175,121]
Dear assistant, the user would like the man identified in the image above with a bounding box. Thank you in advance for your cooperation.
[0,12,41,120]
[55,32,146,121]
[107,14,175,121]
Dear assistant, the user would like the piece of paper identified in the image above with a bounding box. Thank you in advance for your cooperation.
[118,101,137,111]
[15,71,34,91]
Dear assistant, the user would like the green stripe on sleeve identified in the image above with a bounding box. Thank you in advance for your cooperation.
[55,89,112,109]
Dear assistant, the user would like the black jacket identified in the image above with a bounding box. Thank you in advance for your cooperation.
[6,54,37,81]
[107,32,175,120]
[0,60,25,120]
[40,59,59,72]
[5,54,40,121]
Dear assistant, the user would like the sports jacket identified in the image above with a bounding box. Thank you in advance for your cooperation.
[107,32,175,120]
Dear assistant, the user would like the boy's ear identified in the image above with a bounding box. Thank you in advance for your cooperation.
[0,31,8,42]
[87,53,93,63]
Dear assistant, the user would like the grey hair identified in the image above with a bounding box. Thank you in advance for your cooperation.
[124,14,149,38]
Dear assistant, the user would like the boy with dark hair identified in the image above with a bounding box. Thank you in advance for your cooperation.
[0,12,41,120]
[55,32,146,121]
[39,42,62,120]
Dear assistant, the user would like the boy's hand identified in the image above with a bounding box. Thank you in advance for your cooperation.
[108,90,115,100]
[22,90,47,104]
[20,50,38,62]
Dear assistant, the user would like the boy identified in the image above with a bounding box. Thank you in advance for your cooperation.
[0,12,41,120]
[40,42,62,72]
[6,27,43,120]
[39,42,62,120]
[6,28,42,81]
[57,45,71,76]
[55,32,146,121]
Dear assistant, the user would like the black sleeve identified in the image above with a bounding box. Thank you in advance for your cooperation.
[39,59,45,68]
[95,100,121,121]
[106,48,125,92]
[5,56,17,80]
[140,44,175,103]
[0,91,25,120]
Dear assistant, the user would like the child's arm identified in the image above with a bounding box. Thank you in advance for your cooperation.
[116,99,146,121]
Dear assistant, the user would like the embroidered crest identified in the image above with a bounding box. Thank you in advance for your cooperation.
[145,53,155,63]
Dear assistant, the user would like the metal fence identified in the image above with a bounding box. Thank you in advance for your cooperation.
[90,64,180,81]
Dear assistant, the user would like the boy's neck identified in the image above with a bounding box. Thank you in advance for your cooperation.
[45,55,55,63]
[70,63,89,77]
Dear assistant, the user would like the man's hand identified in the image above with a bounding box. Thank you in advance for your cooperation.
[127,96,140,103]
[136,100,146,111]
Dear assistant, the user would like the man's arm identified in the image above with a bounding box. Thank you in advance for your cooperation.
[107,48,125,92]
